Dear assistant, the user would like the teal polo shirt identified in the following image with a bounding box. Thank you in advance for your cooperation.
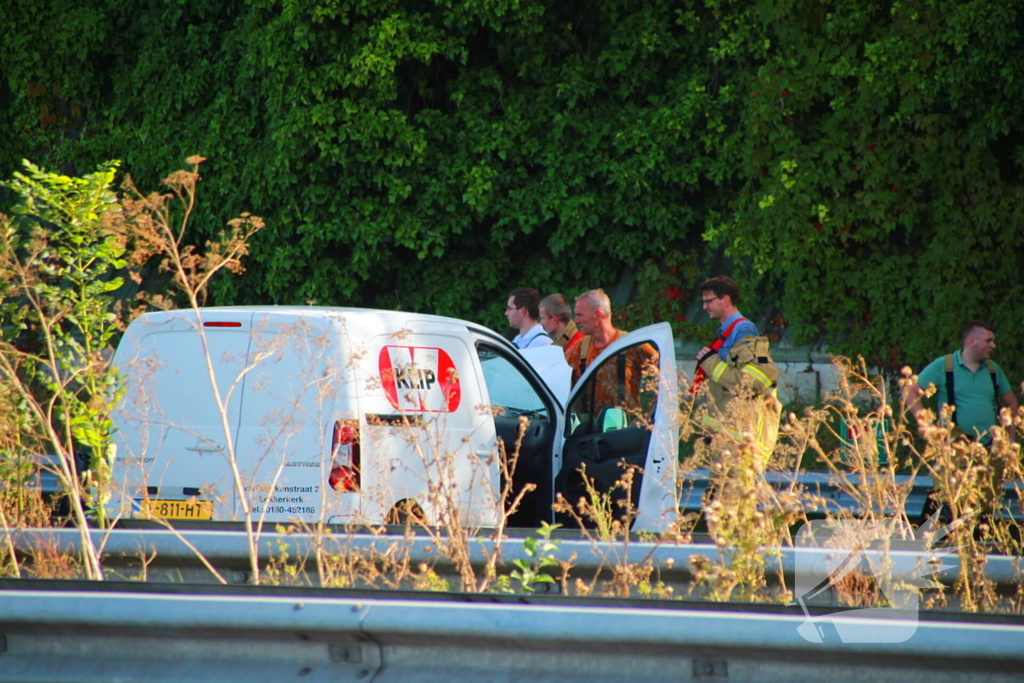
[916,350,1011,443]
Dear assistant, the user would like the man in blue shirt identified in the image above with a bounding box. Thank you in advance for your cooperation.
[694,276,779,494]
[906,320,1017,445]
[697,276,760,362]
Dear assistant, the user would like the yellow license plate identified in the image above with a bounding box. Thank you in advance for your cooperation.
[140,499,214,520]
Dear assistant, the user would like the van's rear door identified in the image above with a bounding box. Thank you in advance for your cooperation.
[553,323,678,532]
[113,311,254,520]
[232,311,352,524]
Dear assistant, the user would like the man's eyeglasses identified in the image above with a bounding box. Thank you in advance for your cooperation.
[701,296,720,305]
[506,304,521,311]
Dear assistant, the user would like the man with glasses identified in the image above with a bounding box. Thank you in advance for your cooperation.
[694,276,780,468]
[697,276,759,365]
[505,287,554,349]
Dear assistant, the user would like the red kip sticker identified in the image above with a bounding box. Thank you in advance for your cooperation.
[379,346,461,413]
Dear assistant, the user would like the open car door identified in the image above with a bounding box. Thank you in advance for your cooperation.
[554,323,678,532]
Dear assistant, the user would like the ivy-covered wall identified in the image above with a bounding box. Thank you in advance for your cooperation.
[2,0,1023,378]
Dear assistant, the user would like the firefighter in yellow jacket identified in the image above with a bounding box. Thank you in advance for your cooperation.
[694,277,781,466]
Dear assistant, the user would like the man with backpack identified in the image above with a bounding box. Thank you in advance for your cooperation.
[694,276,781,464]
[905,320,1017,446]
[906,321,1018,525]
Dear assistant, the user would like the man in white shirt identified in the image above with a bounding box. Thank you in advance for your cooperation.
[506,287,553,349]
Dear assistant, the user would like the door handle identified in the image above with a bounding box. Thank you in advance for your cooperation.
[186,442,224,453]
[577,437,615,463]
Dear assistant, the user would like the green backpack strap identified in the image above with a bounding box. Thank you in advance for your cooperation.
[944,354,957,424]
[944,354,999,433]
[986,359,999,396]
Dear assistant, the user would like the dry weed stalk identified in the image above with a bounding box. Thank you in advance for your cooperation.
[392,417,479,592]
[387,405,539,593]
[693,441,801,603]
[688,380,804,603]
[810,358,919,531]
[986,476,1024,612]
[0,156,260,581]
[128,544,158,582]
[23,533,82,579]
[307,403,561,594]
[314,523,448,591]
[476,413,537,592]
[553,466,669,598]
[781,358,921,607]
[112,156,265,582]
[0,505,22,578]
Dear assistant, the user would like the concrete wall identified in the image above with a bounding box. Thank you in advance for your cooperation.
[674,340,842,406]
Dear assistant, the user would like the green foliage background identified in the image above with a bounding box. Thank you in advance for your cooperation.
[2,0,1023,378]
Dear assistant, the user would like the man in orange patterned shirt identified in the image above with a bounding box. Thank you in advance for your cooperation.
[565,289,624,386]
[565,290,659,426]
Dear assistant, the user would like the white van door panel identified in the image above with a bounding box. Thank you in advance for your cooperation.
[474,338,564,528]
[555,323,678,533]
[360,329,498,526]
[232,313,355,523]
[112,312,254,519]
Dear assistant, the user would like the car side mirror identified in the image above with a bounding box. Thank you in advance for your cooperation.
[599,407,627,433]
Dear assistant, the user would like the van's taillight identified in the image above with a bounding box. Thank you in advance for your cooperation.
[329,420,360,492]
[204,321,242,327]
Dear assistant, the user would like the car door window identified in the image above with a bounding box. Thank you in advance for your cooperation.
[477,347,548,419]
[567,341,660,437]
[555,323,678,533]
[477,343,556,527]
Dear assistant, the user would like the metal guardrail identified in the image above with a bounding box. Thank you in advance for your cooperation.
[7,528,1021,595]
[1,588,1022,683]
[680,468,1024,520]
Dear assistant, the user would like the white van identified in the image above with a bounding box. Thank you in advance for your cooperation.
[109,307,678,531]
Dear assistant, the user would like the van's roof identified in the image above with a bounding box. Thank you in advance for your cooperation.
[138,305,510,345]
